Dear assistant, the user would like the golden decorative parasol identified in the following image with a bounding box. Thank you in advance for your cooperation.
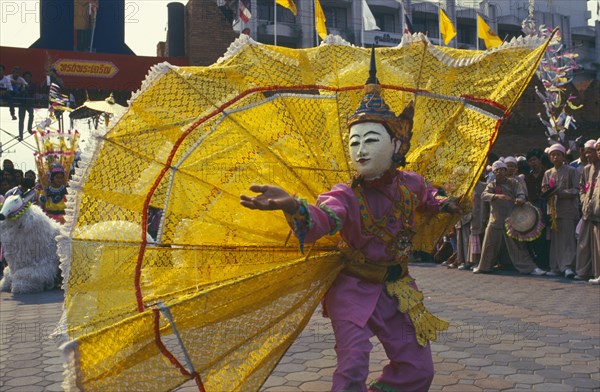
[53,34,550,391]
[70,92,127,127]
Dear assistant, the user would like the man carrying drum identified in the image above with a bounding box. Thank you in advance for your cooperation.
[473,161,547,276]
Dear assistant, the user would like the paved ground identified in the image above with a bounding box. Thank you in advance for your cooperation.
[1,263,599,391]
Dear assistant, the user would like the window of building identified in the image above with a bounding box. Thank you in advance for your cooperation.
[257,0,296,23]
[573,38,595,49]
[498,26,521,42]
[374,12,396,33]
[323,6,348,29]
[457,23,475,45]
[412,13,439,37]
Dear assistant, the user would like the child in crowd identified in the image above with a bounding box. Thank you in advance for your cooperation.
[459,173,487,270]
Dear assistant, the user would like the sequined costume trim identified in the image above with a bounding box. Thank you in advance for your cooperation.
[385,277,449,347]
[318,204,342,235]
[285,196,312,253]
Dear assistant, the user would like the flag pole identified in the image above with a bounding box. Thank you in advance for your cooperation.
[401,0,410,35]
[274,0,277,45]
[89,2,97,52]
[401,1,405,34]
[239,0,246,33]
[314,0,318,46]
[438,1,442,45]
[476,13,479,50]
[361,4,365,47]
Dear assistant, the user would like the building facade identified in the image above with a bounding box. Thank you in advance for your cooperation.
[230,0,598,80]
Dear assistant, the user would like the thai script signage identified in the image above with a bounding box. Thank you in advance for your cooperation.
[53,59,119,78]
[363,31,403,47]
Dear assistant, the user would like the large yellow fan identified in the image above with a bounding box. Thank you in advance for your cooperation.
[54,34,549,391]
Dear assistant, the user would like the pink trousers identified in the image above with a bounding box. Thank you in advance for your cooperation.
[331,291,434,392]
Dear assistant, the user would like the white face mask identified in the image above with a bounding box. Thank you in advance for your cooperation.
[349,122,399,180]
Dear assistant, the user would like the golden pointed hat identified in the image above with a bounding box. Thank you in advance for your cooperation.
[347,46,414,161]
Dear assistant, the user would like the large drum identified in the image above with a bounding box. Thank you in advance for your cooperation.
[505,202,544,241]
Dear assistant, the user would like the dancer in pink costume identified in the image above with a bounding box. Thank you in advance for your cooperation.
[241,49,461,392]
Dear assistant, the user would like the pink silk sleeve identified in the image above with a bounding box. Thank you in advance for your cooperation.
[402,172,444,214]
[286,184,352,245]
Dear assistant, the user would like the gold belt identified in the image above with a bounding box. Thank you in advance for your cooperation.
[339,247,408,284]
[338,247,448,347]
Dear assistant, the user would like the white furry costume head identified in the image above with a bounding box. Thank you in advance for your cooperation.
[0,189,61,294]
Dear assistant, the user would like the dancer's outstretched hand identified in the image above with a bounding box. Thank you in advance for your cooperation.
[240,185,298,214]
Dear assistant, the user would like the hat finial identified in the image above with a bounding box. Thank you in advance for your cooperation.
[366,44,378,85]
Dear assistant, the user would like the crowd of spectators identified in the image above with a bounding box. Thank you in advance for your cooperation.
[0,64,66,140]
[0,159,68,222]
[439,138,600,285]
[2,135,599,286]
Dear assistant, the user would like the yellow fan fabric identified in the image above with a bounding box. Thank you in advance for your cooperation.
[55,34,549,391]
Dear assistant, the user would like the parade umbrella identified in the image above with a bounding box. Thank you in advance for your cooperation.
[54,34,550,391]
[70,93,127,127]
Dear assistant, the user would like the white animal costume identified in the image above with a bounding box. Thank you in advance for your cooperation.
[0,190,61,293]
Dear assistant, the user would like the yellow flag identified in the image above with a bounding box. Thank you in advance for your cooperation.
[276,0,297,16]
[439,8,456,45]
[315,0,327,40]
[477,15,503,49]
